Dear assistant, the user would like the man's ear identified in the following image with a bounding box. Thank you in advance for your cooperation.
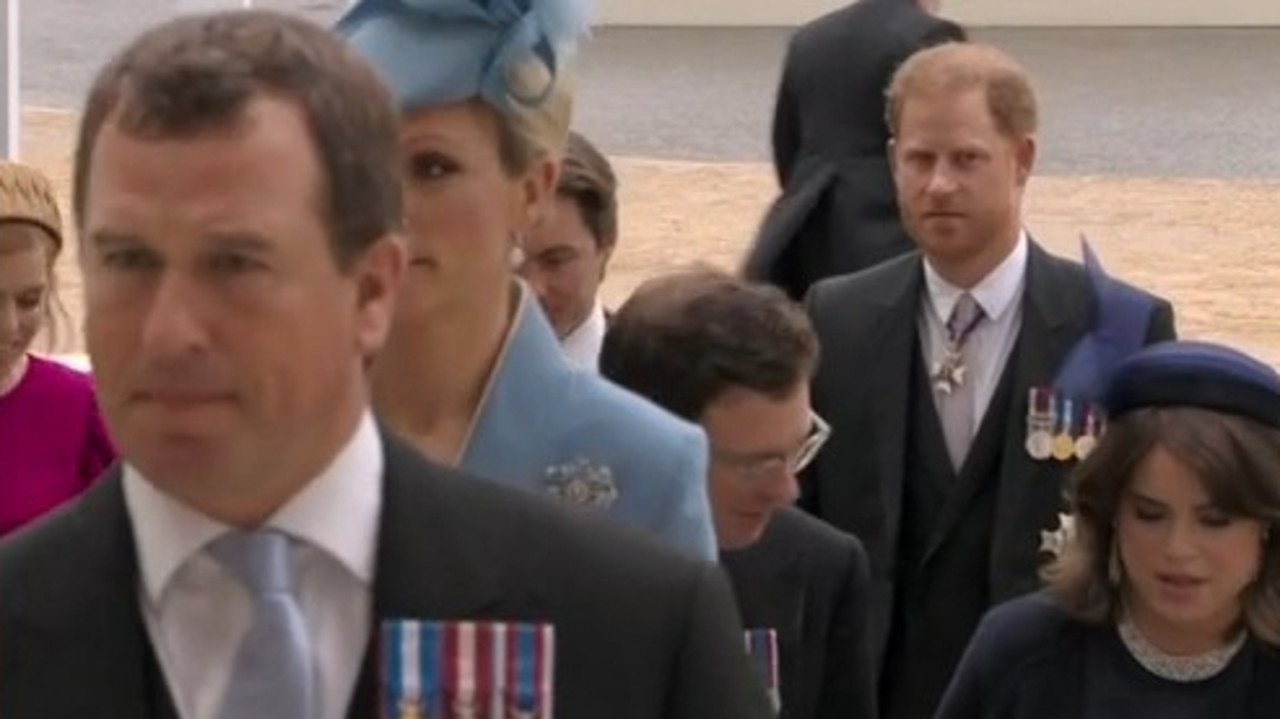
[1014,134,1037,187]
[352,233,407,357]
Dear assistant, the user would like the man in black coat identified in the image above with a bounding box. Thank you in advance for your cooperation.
[0,11,772,718]
[745,0,965,301]
[800,43,1177,719]
[601,268,877,719]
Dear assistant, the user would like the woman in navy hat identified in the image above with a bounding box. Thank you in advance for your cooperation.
[336,0,716,559]
[937,340,1280,717]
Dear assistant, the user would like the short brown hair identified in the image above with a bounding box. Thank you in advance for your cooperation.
[600,266,819,421]
[1045,407,1280,646]
[556,131,618,249]
[73,10,403,268]
[886,42,1038,139]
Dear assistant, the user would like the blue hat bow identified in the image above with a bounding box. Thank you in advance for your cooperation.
[337,0,592,113]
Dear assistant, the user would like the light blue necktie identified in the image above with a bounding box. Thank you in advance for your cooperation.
[209,530,316,719]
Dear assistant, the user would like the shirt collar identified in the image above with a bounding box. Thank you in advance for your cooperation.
[124,411,384,603]
[560,297,607,372]
[923,230,1029,322]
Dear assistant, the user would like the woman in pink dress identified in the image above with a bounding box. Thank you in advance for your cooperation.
[0,160,115,537]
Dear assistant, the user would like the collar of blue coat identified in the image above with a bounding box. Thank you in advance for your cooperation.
[334,0,592,114]
[457,279,573,472]
[1052,236,1157,404]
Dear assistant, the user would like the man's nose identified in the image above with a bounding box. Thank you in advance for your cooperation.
[138,274,211,357]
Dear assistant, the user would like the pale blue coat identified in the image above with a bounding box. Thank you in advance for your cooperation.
[457,283,717,561]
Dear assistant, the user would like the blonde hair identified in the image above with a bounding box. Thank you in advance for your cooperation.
[0,160,63,246]
[495,59,575,174]
[0,161,69,350]
[886,42,1039,140]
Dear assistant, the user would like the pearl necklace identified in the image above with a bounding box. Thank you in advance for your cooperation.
[1116,615,1247,683]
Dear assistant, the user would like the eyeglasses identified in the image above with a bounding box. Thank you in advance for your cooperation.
[712,411,832,482]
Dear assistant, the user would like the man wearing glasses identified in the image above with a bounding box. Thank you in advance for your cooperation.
[601,267,876,719]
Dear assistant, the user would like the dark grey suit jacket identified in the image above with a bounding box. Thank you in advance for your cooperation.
[744,0,965,300]
[800,243,1176,670]
[0,431,773,718]
[721,507,876,719]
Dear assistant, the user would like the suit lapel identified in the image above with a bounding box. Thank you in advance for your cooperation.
[348,431,520,717]
[988,243,1092,599]
[37,470,180,718]
[459,281,567,481]
[722,514,807,635]
[865,261,924,566]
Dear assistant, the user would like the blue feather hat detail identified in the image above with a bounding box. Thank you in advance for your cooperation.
[1052,235,1157,406]
[335,0,593,114]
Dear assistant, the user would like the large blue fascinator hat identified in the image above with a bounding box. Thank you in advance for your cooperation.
[335,0,593,114]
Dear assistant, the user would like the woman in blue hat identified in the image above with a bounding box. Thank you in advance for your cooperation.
[336,0,716,559]
[937,340,1280,718]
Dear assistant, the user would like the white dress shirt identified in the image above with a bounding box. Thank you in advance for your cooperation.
[124,411,383,719]
[560,297,608,372]
[919,232,1029,429]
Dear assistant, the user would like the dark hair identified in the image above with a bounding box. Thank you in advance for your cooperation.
[600,266,819,421]
[1045,407,1280,646]
[72,9,403,268]
[556,131,617,249]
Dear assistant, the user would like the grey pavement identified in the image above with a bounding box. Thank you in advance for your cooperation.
[16,1,1280,178]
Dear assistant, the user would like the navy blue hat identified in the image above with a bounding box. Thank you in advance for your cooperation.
[335,0,591,114]
[1102,340,1280,429]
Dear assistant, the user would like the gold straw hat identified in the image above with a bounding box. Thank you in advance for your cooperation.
[0,160,63,248]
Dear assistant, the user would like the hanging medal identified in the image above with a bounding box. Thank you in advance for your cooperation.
[744,628,782,715]
[1025,387,1056,460]
[399,704,426,719]
[1051,397,1077,461]
[384,621,430,719]
[382,620,556,719]
[506,623,555,719]
[1074,404,1100,460]
[931,348,967,395]
[450,622,480,719]
[931,296,985,395]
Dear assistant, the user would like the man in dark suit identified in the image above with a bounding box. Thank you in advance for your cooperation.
[744,0,965,301]
[601,268,876,719]
[800,43,1177,719]
[519,130,619,372]
[0,11,771,719]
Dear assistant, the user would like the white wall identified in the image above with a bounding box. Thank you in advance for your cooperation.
[948,0,1280,26]
[595,0,1280,27]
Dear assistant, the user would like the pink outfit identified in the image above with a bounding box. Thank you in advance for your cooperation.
[0,355,116,537]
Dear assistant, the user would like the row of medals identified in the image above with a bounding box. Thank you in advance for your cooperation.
[1025,387,1102,462]
[398,700,537,719]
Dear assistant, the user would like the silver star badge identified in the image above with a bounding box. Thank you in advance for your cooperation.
[1039,512,1077,558]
